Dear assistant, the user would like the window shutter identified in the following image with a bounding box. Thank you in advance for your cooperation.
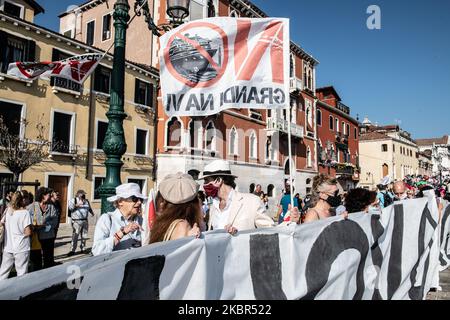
[147,83,153,107]
[0,31,7,73]
[134,78,140,103]
[26,40,36,61]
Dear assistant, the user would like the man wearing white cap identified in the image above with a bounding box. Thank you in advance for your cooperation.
[92,183,146,256]
[199,159,276,233]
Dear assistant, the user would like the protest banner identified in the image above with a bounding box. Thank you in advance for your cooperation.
[159,17,290,117]
[7,53,103,84]
[0,196,442,300]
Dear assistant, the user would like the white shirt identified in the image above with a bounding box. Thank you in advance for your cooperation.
[2,208,32,254]
[92,209,143,256]
[211,190,235,230]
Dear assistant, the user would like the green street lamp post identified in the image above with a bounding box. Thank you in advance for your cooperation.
[98,0,190,213]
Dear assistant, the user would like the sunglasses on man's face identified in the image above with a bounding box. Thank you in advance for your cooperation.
[127,196,143,203]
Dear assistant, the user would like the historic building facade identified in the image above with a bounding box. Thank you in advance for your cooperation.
[416,135,450,179]
[0,1,158,222]
[359,118,419,189]
[315,86,360,191]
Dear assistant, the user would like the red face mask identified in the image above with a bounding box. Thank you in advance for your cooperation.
[203,181,220,198]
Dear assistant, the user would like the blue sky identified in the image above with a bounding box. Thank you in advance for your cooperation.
[35,0,450,139]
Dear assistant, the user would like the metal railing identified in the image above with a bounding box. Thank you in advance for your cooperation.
[267,117,304,138]
[336,101,350,115]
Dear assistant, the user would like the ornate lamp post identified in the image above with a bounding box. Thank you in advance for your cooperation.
[98,0,190,213]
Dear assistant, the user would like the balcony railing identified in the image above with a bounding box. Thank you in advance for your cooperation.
[289,77,302,92]
[50,142,78,157]
[336,101,350,115]
[335,132,349,144]
[336,165,355,176]
[267,117,304,138]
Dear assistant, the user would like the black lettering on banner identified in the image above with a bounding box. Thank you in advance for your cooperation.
[249,234,287,300]
[408,205,438,300]
[301,220,369,300]
[439,205,450,266]
[117,256,165,300]
[20,278,84,300]
[370,214,385,300]
[387,204,404,299]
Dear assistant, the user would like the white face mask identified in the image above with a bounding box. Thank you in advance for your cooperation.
[368,206,382,214]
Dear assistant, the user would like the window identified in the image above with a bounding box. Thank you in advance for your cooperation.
[382,144,388,152]
[267,184,274,197]
[93,177,105,201]
[266,138,275,161]
[393,144,396,152]
[189,0,207,21]
[189,120,202,150]
[102,14,112,41]
[134,79,153,106]
[136,128,148,155]
[317,109,322,126]
[0,31,35,74]
[96,120,108,150]
[94,65,111,94]
[346,124,350,137]
[4,1,22,18]
[205,121,216,151]
[52,112,74,153]
[86,20,95,46]
[290,54,295,78]
[335,118,339,132]
[354,127,357,139]
[249,131,257,159]
[166,117,182,147]
[329,116,334,130]
[342,122,346,135]
[229,127,238,155]
[0,100,22,136]
[63,30,73,38]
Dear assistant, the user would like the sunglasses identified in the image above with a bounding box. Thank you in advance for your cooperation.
[127,196,143,203]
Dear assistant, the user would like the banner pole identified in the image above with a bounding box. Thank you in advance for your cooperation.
[286,103,295,212]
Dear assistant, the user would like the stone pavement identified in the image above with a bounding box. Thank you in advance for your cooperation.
[427,268,450,300]
[54,214,98,264]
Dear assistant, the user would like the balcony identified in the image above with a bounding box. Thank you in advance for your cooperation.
[51,76,82,98]
[49,142,78,159]
[336,101,350,115]
[289,77,302,93]
[336,165,355,176]
[267,117,304,139]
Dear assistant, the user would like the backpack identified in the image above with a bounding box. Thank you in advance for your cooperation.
[383,192,393,207]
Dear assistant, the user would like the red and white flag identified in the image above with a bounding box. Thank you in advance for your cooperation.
[141,188,156,246]
[7,53,103,84]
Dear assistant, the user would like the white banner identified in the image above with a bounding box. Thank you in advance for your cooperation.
[0,196,442,300]
[7,53,103,84]
[159,17,290,117]
[439,200,450,271]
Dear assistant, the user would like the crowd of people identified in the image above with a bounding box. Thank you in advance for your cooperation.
[0,160,449,280]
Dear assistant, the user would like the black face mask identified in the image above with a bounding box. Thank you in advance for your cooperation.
[326,195,342,208]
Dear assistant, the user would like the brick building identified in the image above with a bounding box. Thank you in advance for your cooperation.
[315,86,359,191]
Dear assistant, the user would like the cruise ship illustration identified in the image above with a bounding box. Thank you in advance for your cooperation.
[169,33,220,83]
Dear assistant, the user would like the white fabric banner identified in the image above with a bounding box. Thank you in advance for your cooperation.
[439,200,450,271]
[7,53,103,84]
[0,196,442,300]
[159,17,290,117]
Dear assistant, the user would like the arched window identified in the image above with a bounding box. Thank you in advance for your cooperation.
[249,131,257,159]
[284,159,291,175]
[166,117,182,147]
[229,127,238,155]
[307,147,312,167]
[205,120,216,151]
[329,116,334,130]
[267,184,274,197]
[249,183,255,194]
[188,120,203,150]
[317,109,322,126]
[346,124,350,137]
[335,118,339,132]
[342,122,346,135]
[382,163,389,177]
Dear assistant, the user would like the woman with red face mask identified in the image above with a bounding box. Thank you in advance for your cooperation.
[199,160,281,234]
